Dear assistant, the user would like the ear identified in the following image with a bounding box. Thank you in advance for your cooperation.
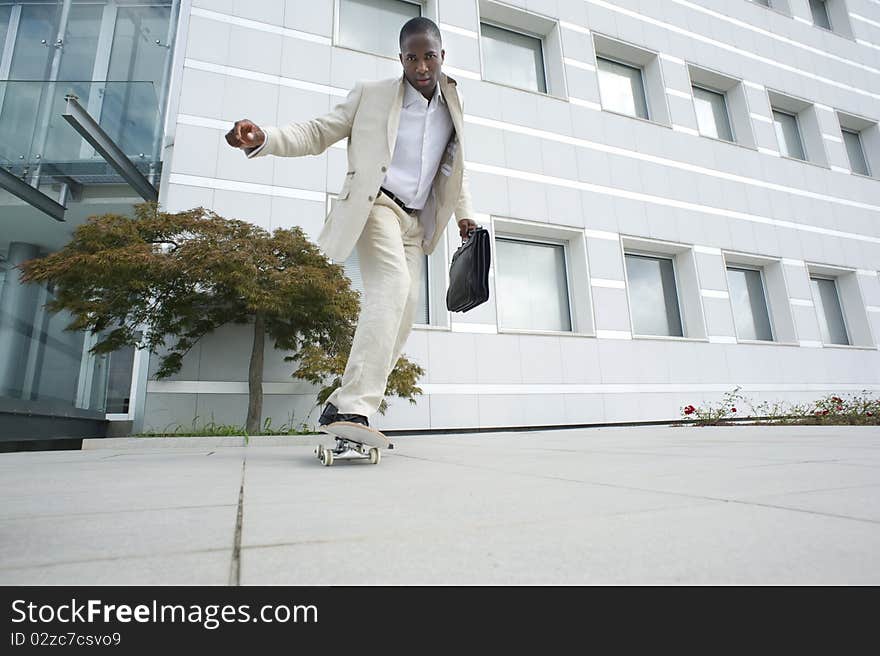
[398,53,404,67]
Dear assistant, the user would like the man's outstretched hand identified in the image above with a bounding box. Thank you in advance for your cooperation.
[225,119,266,150]
[458,218,478,240]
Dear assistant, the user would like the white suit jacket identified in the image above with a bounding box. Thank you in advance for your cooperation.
[248,72,474,262]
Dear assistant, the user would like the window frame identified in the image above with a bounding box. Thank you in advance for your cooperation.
[478,19,549,95]
[691,82,736,144]
[595,53,650,122]
[841,128,871,177]
[493,233,575,334]
[809,0,833,32]
[623,249,686,338]
[771,107,807,161]
[809,274,851,346]
[725,264,776,342]
[334,0,424,60]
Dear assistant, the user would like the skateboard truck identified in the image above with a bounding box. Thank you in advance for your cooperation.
[314,437,394,466]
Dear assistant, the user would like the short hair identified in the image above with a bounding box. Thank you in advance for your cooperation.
[399,16,442,50]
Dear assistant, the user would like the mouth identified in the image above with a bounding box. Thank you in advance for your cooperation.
[416,78,432,85]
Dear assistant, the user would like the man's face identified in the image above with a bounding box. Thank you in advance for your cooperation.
[399,31,444,98]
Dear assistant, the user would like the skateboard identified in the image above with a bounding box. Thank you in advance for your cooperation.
[315,421,394,466]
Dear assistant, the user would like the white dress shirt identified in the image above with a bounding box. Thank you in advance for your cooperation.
[380,77,454,210]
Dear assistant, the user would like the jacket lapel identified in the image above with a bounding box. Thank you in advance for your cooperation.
[386,76,405,156]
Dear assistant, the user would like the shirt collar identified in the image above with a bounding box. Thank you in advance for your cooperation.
[402,76,445,109]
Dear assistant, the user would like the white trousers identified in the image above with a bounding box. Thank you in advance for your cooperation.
[326,193,425,418]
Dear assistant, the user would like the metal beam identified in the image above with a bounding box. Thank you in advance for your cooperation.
[61,94,159,202]
[0,167,66,222]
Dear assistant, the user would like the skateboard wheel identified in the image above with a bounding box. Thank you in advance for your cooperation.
[315,444,324,459]
[321,448,334,467]
[369,447,380,465]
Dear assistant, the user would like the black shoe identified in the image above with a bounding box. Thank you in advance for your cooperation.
[318,402,369,427]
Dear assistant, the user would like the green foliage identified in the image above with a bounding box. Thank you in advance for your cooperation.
[136,412,317,437]
[18,203,425,425]
[680,387,880,426]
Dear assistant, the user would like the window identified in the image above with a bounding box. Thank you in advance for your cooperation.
[810,276,849,345]
[842,129,870,176]
[495,237,572,332]
[337,0,420,59]
[596,56,648,120]
[480,22,546,93]
[624,254,683,337]
[727,266,774,341]
[809,0,832,30]
[693,85,734,142]
[750,0,770,6]
[772,109,806,160]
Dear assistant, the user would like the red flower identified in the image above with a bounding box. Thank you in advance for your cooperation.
[683,405,696,415]
[868,412,874,417]
[831,396,843,403]
[822,410,829,415]
[731,407,737,413]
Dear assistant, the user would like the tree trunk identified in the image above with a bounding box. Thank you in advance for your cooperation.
[245,312,265,435]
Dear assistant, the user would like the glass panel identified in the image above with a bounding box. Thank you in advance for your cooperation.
[101,4,172,159]
[842,129,870,176]
[43,3,104,162]
[338,0,420,59]
[811,277,849,345]
[810,0,832,30]
[727,267,773,341]
[105,337,139,414]
[2,3,59,163]
[496,238,571,332]
[0,4,12,56]
[772,110,806,160]
[597,56,648,120]
[480,22,546,94]
[625,254,683,336]
[693,85,733,141]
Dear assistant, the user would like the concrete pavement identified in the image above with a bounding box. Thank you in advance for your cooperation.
[1,424,878,584]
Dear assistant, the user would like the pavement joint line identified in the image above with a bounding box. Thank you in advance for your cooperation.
[392,453,880,524]
[237,501,724,552]
[228,456,246,586]
[0,547,232,573]
[0,502,238,522]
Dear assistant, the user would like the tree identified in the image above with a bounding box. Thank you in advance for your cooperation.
[19,203,424,434]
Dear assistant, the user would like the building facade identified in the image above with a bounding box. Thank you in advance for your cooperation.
[4,0,880,439]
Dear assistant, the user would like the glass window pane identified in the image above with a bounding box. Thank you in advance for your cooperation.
[480,23,546,94]
[597,56,648,120]
[0,5,12,56]
[339,0,420,59]
[625,254,683,336]
[496,238,571,331]
[772,110,806,160]
[811,277,849,345]
[0,4,58,162]
[842,129,870,176]
[102,4,172,158]
[693,85,733,141]
[810,0,832,30]
[727,267,773,341]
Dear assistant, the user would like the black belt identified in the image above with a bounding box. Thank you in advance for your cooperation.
[379,187,418,215]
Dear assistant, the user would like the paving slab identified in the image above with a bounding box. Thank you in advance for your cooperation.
[1,425,877,584]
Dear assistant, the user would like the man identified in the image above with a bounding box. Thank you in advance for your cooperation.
[225,16,477,429]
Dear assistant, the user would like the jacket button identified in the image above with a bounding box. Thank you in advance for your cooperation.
[368,195,374,201]
[381,166,387,172]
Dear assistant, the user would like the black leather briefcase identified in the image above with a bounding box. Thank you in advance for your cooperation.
[446,226,491,313]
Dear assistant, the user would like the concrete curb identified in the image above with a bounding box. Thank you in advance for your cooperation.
[81,435,322,450]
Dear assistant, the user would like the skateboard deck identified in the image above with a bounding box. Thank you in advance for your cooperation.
[315,421,392,466]
[319,421,389,448]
